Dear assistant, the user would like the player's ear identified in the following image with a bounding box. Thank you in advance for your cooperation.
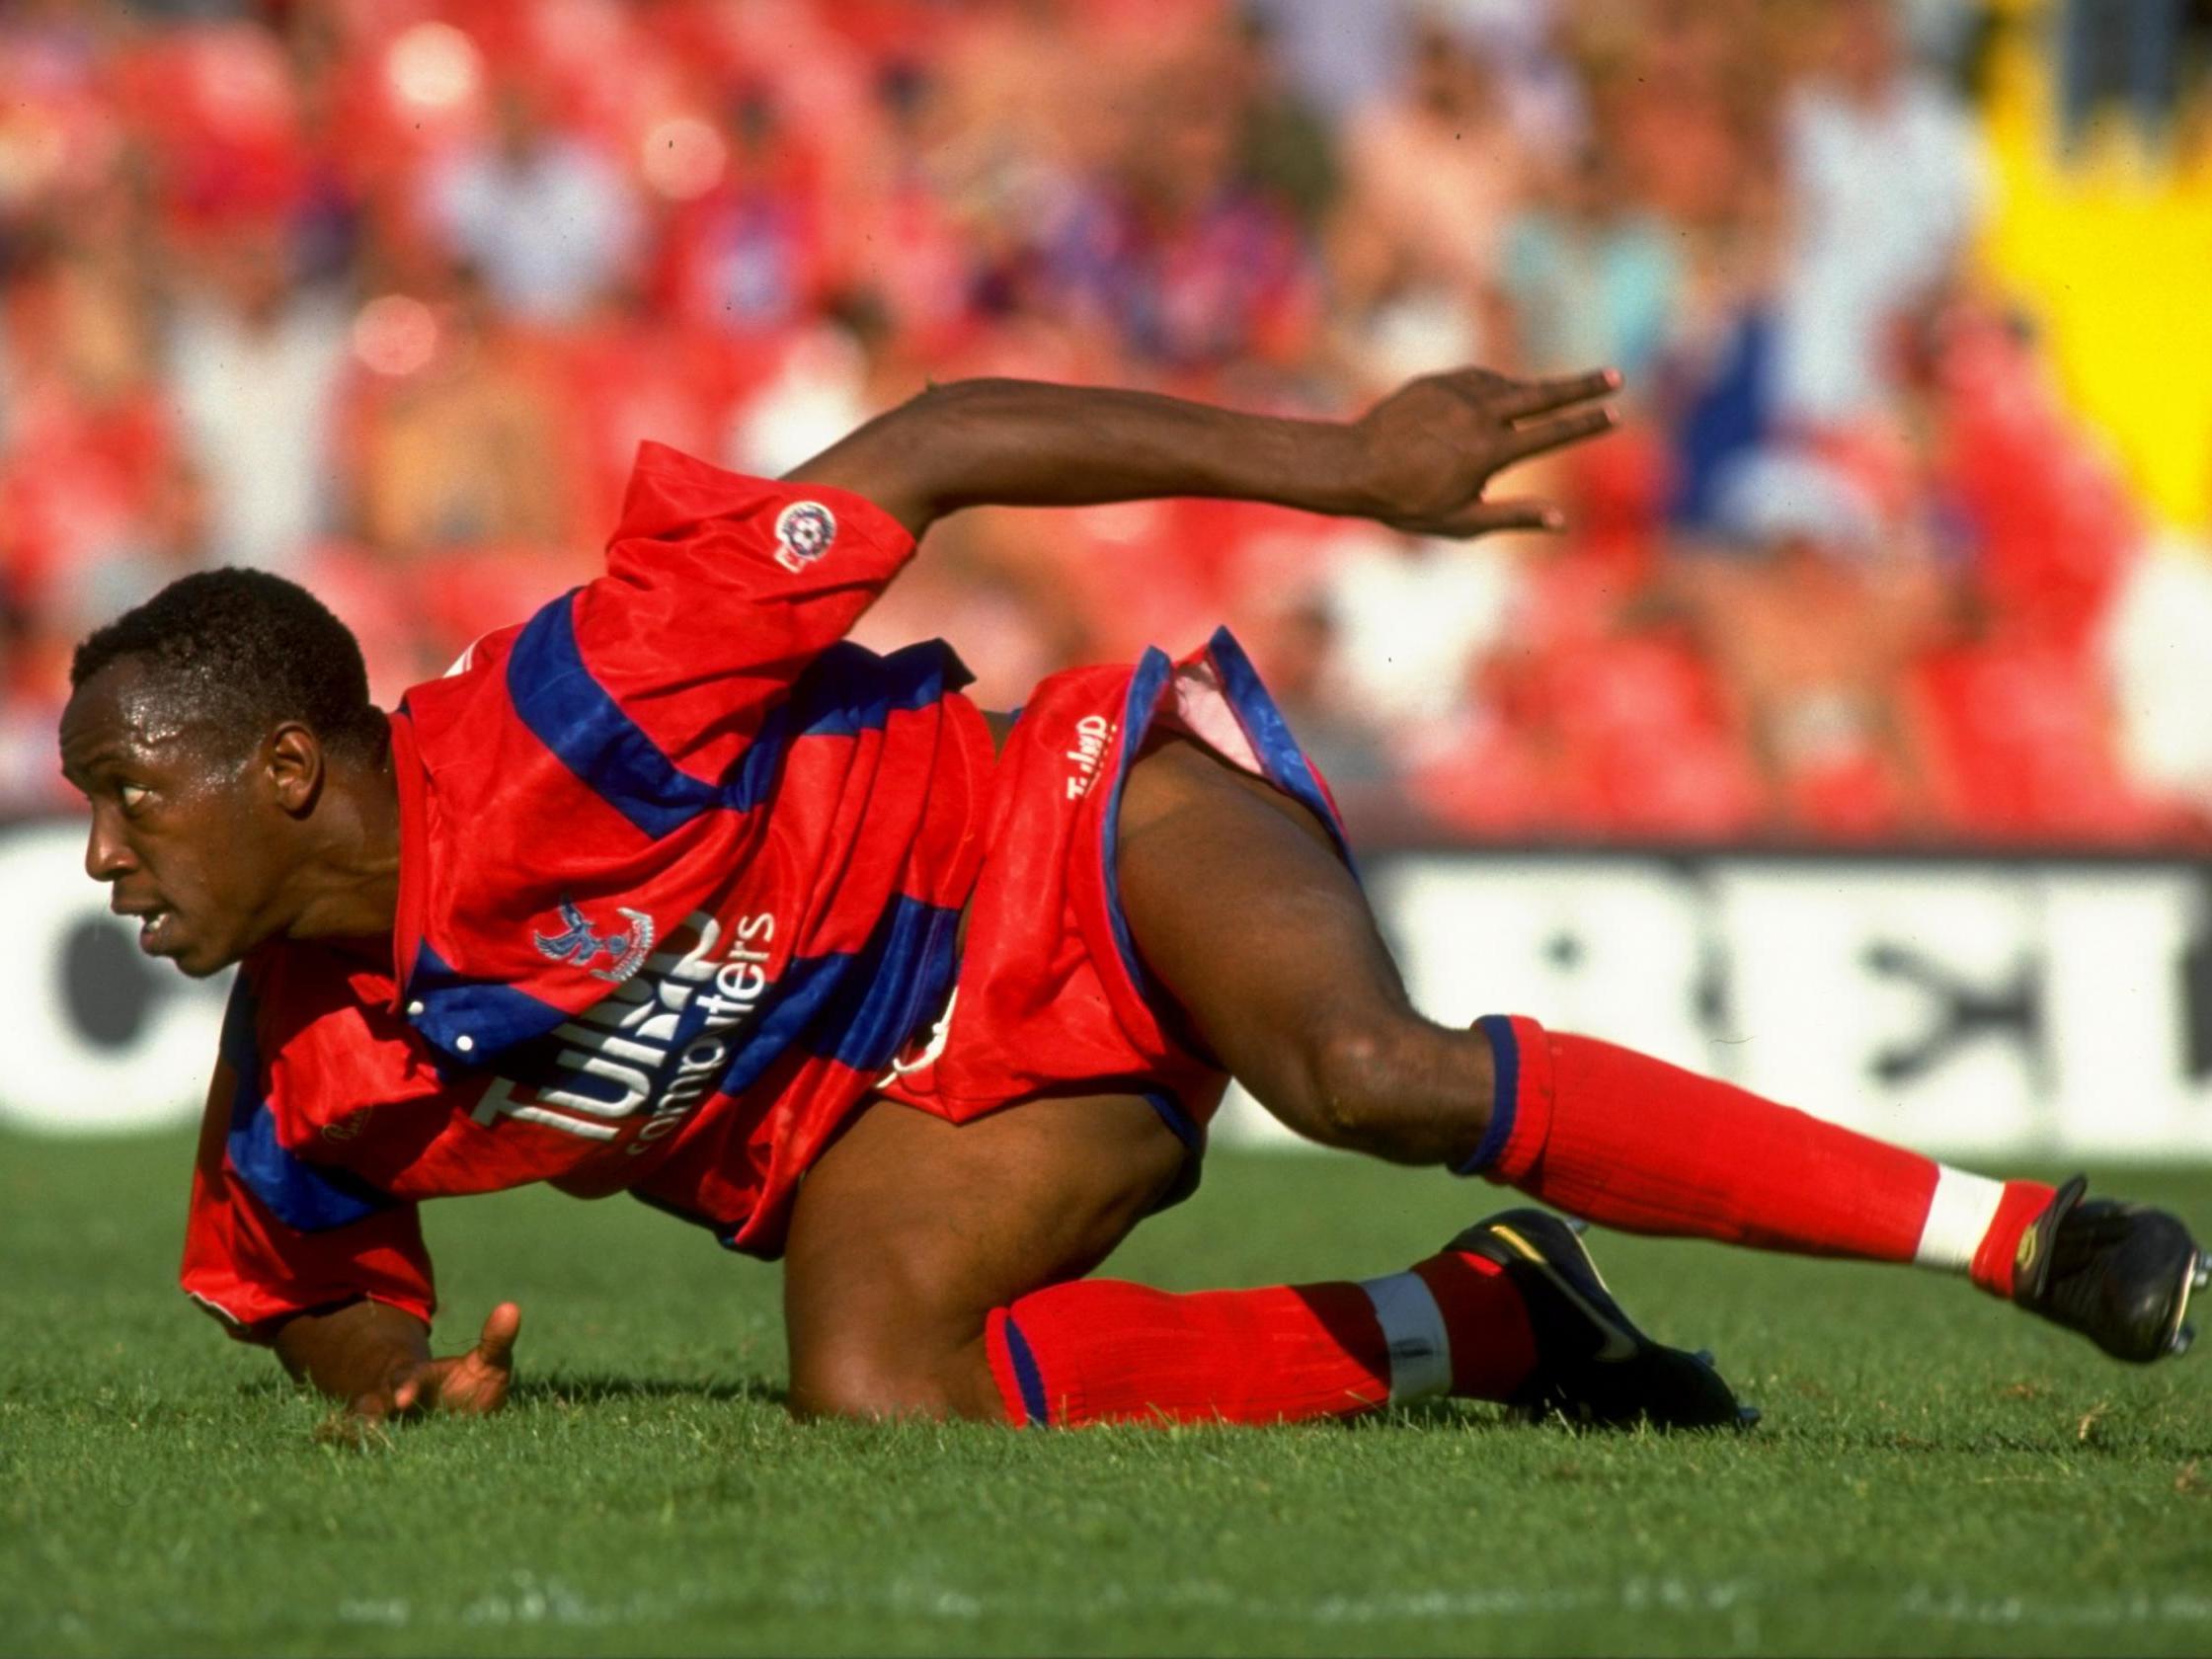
[265,722,325,816]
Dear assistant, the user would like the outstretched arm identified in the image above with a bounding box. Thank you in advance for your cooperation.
[783,365,1620,542]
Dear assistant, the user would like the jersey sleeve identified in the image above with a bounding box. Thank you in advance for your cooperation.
[390,440,926,1033]
[562,440,919,781]
[180,983,436,1345]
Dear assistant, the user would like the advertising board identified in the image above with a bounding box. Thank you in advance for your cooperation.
[8,823,2210,1159]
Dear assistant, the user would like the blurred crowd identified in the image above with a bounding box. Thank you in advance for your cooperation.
[3,0,2209,846]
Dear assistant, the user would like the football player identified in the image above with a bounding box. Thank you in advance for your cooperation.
[58,366,2204,1435]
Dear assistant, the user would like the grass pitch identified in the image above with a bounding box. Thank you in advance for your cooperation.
[4,1133,2210,1657]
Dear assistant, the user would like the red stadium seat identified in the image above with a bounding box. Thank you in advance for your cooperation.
[1910,639,2165,844]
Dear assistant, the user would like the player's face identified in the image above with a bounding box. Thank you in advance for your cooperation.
[57,661,293,979]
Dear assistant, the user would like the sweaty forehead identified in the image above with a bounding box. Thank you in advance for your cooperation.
[59,658,225,775]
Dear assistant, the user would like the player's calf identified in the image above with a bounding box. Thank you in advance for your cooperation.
[1248,1006,1497,1169]
[782,1093,1193,1423]
[977,1208,1749,1430]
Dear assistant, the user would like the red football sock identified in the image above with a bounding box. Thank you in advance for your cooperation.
[1463,1016,2052,1296]
[983,1252,1535,1428]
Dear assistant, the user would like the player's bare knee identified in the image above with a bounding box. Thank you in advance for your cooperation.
[787,1341,960,1423]
[1272,1011,1494,1160]
[1281,1013,1448,1149]
[1293,1018,1389,1147]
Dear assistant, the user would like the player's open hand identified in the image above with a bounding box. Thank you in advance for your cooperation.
[316,1302,521,1446]
[1350,364,1621,538]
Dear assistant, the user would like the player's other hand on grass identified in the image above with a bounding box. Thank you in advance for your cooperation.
[1352,364,1621,538]
[315,1302,521,1446]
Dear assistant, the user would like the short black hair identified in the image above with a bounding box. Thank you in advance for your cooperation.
[71,568,386,763]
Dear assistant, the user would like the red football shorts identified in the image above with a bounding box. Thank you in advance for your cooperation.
[629,629,1349,1252]
[876,627,1352,1196]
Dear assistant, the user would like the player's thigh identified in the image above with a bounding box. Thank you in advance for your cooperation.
[782,1092,1186,1414]
[1116,735,1426,1121]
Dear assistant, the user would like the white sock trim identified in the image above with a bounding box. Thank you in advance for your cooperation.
[1915,1165,2008,1274]
[1359,1271,1453,1403]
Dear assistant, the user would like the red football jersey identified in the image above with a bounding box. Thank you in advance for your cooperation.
[182,443,992,1338]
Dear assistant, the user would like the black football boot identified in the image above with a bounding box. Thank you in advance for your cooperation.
[2013,1175,2206,1362]
[1450,1209,1757,1430]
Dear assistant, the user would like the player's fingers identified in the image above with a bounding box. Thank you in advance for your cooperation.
[1496,405,1618,465]
[1496,367,1620,420]
[389,1369,425,1414]
[351,1382,397,1422]
[1429,364,1511,399]
[1454,498,1567,536]
[475,1302,522,1370]
[1414,498,1563,538]
[315,1382,400,1447]
[417,1304,522,1415]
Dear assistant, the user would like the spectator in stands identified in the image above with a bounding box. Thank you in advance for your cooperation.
[1318,521,1522,732]
[830,60,998,358]
[1,207,194,666]
[1682,446,1947,839]
[657,87,832,343]
[1036,35,1318,374]
[1328,15,1525,385]
[1226,8,1342,235]
[2055,0,2189,168]
[423,75,640,324]
[0,0,2190,849]
[1240,0,1411,122]
[1498,137,1685,383]
[164,214,348,573]
[1773,0,1984,427]
[344,265,578,558]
